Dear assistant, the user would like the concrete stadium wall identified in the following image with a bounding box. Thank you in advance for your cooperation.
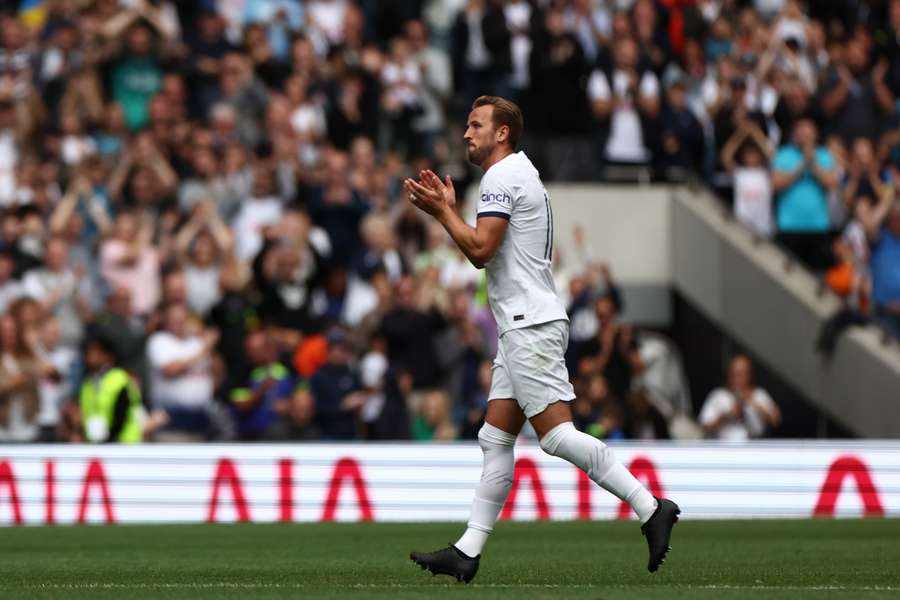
[0,443,896,525]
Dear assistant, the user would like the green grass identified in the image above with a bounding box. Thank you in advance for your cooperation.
[1,520,898,599]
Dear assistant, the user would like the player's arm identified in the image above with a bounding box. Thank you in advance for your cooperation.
[437,210,508,269]
[404,170,509,269]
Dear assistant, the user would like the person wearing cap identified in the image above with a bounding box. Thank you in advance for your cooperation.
[78,333,143,443]
[309,327,365,440]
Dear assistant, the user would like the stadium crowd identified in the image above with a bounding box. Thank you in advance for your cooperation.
[6,0,899,443]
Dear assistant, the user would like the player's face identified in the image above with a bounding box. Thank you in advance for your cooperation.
[464,105,497,167]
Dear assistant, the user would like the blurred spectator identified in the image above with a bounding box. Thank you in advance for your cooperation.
[771,118,839,267]
[207,260,256,392]
[146,302,218,441]
[380,274,447,394]
[0,250,23,313]
[625,389,669,440]
[818,236,872,356]
[0,312,41,441]
[305,149,369,268]
[821,37,894,144]
[530,6,590,137]
[588,35,660,166]
[574,293,640,401]
[92,286,147,383]
[34,315,78,442]
[252,223,323,333]
[412,389,456,441]
[229,330,295,440]
[406,19,452,155]
[100,211,161,316]
[861,189,900,340]
[271,382,319,440]
[658,79,704,177]
[842,138,891,215]
[310,328,365,440]
[0,210,40,278]
[381,36,425,157]
[721,121,775,237]
[22,236,90,348]
[78,333,143,444]
[711,76,768,170]
[699,355,782,440]
[572,373,624,440]
[232,163,285,261]
[452,0,510,109]
[111,23,163,131]
[174,203,234,319]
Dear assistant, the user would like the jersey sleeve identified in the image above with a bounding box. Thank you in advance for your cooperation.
[476,173,515,221]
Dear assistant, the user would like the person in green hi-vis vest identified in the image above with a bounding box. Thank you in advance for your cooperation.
[79,335,143,444]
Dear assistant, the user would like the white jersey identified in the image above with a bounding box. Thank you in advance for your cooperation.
[476,151,568,335]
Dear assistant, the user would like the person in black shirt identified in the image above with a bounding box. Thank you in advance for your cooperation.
[821,37,894,144]
[379,274,447,391]
[310,328,365,440]
[574,293,641,401]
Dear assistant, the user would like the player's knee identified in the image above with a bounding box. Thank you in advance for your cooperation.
[478,423,517,451]
[538,421,577,456]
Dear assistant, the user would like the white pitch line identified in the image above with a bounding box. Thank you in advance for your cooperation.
[20,583,900,591]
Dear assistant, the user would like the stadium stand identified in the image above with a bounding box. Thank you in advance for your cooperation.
[1,0,899,444]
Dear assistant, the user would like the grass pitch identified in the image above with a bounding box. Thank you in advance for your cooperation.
[1,519,898,599]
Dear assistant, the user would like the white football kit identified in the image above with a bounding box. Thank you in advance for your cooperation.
[476,151,575,417]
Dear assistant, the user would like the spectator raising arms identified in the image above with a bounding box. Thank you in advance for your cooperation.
[721,121,775,237]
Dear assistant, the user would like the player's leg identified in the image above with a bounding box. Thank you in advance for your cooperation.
[532,401,679,572]
[513,321,679,572]
[531,400,658,520]
[453,398,524,558]
[410,348,524,583]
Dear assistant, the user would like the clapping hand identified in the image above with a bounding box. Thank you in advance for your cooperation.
[404,170,456,216]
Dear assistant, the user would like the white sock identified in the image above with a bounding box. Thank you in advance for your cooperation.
[454,423,517,558]
[539,422,658,523]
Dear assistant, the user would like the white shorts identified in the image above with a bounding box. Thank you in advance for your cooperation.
[488,319,576,418]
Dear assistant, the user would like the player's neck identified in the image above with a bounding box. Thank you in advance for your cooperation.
[480,147,514,173]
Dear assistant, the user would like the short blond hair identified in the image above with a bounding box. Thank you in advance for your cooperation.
[472,95,524,149]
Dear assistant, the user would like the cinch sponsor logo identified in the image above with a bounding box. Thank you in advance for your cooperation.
[482,191,512,204]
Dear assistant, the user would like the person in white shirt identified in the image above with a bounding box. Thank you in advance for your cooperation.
[699,354,782,440]
[404,95,679,582]
[230,164,284,261]
[587,36,660,164]
[721,122,775,237]
[146,302,219,441]
[33,315,78,441]
[21,237,90,348]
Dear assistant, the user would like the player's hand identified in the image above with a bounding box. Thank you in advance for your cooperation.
[422,170,456,209]
[404,171,455,216]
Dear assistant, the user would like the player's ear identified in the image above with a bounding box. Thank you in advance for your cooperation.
[496,124,509,145]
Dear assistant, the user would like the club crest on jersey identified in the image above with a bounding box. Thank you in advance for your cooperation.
[482,191,512,205]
